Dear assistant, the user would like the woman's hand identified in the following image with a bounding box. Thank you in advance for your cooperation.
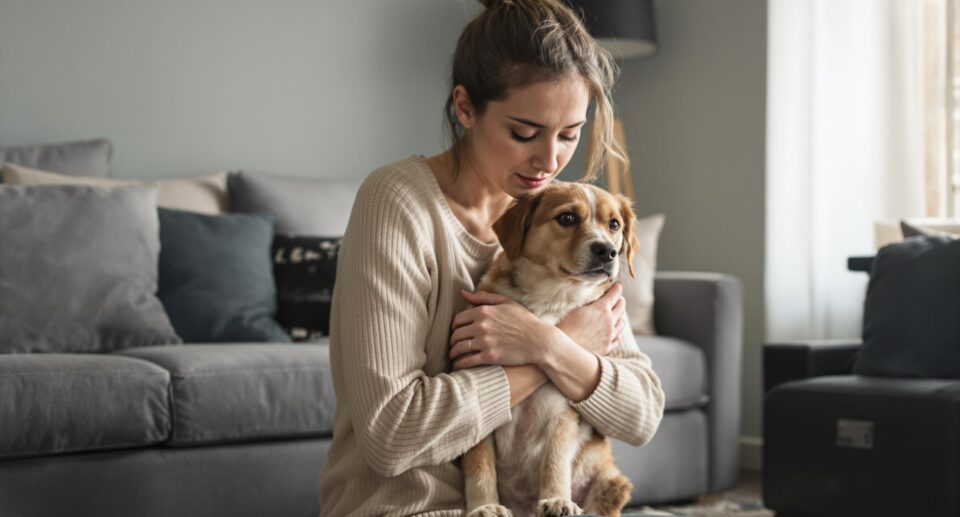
[448,290,551,371]
[556,282,626,357]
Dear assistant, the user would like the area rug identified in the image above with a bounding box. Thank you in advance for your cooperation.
[628,496,773,517]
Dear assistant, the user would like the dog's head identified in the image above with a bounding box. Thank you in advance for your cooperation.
[492,182,640,284]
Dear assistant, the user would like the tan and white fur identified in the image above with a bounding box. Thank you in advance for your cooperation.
[462,182,640,517]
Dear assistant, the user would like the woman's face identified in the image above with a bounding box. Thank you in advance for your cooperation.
[455,77,591,199]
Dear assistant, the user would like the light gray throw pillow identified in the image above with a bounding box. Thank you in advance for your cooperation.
[0,139,113,178]
[228,171,362,235]
[0,184,182,353]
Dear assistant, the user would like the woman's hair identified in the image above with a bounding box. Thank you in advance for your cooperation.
[443,0,627,182]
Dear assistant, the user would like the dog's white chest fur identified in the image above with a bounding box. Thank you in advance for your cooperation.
[482,267,604,514]
[493,387,594,514]
[492,259,602,325]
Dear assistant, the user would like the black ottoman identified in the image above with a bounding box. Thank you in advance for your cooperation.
[763,375,960,517]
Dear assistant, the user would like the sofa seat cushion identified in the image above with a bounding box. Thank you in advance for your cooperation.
[636,335,708,411]
[0,355,171,459]
[113,344,335,446]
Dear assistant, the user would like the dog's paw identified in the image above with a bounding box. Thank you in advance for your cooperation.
[467,503,513,517]
[536,497,583,517]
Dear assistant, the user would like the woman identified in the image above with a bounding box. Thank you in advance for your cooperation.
[318,1,665,515]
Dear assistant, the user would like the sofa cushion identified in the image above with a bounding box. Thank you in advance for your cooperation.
[228,171,362,235]
[0,138,112,178]
[622,213,665,336]
[3,162,229,214]
[637,335,708,411]
[0,184,182,353]
[157,208,291,343]
[0,354,171,459]
[113,344,335,446]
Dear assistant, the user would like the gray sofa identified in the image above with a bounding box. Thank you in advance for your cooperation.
[0,139,744,517]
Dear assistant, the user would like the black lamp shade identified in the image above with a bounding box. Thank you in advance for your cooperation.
[565,0,658,59]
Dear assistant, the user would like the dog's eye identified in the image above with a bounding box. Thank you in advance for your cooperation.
[556,212,578,227]
[609,219,620,231]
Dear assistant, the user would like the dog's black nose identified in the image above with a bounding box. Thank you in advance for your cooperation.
[590,241,617,263]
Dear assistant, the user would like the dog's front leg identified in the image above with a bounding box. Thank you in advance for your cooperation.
[463,435,511,517]
[537,408,583,516]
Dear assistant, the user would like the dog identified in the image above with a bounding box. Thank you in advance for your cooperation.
[462,181,639,517]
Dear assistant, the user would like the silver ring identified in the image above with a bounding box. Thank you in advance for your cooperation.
[467,339,473,352]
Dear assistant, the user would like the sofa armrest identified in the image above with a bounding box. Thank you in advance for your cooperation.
[763,340,861,394]
[652,271,743,493]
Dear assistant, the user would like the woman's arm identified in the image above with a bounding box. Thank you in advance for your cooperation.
[504,364,548,406]
[334,172,513,478]
[549,312,665,447]
[452,285,664,445]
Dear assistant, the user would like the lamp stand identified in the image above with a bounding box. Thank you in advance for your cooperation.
[586,117,635,201]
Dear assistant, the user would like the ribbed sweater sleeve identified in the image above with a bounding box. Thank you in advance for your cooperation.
[569,312,665,446]
[334,172,513,478]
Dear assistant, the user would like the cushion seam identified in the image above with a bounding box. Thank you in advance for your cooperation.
[167,366,325,378]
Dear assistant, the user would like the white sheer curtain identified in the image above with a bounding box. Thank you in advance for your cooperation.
[765,0,929,341]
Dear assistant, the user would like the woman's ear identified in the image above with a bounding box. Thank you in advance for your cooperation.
[493,194,542,260]
[452,85,477,129]
[617,194,641,278]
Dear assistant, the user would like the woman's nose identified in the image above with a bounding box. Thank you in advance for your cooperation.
[532,140,559,175]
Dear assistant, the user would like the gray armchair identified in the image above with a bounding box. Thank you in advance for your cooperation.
[618,271,744,504]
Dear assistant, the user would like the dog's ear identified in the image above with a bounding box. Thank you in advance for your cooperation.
[493,194,542,260]
[616,194,641,278]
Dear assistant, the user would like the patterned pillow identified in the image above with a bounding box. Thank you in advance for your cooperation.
[272,235,341,342]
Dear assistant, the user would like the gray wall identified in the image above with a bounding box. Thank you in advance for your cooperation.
[0,0,474,178]
[0,0,767,466]
[618,0,768,463]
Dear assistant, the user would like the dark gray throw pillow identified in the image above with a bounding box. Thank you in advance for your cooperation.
[157,208,291,343]
[853,236,960,379]
[273,235,341,341]
[0,184,182,353]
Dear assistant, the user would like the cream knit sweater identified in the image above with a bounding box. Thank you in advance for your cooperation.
[317,155,665,517]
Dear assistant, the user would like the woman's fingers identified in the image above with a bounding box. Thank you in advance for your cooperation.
[450,307,480,330]
[448,337,477,360]
[449,325,470,346]
[607,338,620,354]
[452,350,487,371]
[611,295,625,315]
[461,289,511,306]
[451,290,511,330]
[602,282,623,305]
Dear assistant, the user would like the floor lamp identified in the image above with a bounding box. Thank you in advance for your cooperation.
[565,0,658,201]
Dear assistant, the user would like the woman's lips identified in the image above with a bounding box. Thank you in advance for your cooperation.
[516,174,548,189]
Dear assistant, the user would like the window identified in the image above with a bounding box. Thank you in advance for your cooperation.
[927,0,960,216]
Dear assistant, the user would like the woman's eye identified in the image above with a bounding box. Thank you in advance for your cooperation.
[609,219,620,231]
[556,212,578,227]
[510,131,536,143]
[510,131,579,143]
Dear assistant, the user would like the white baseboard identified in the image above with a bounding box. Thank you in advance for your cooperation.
[739,435,762,471]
